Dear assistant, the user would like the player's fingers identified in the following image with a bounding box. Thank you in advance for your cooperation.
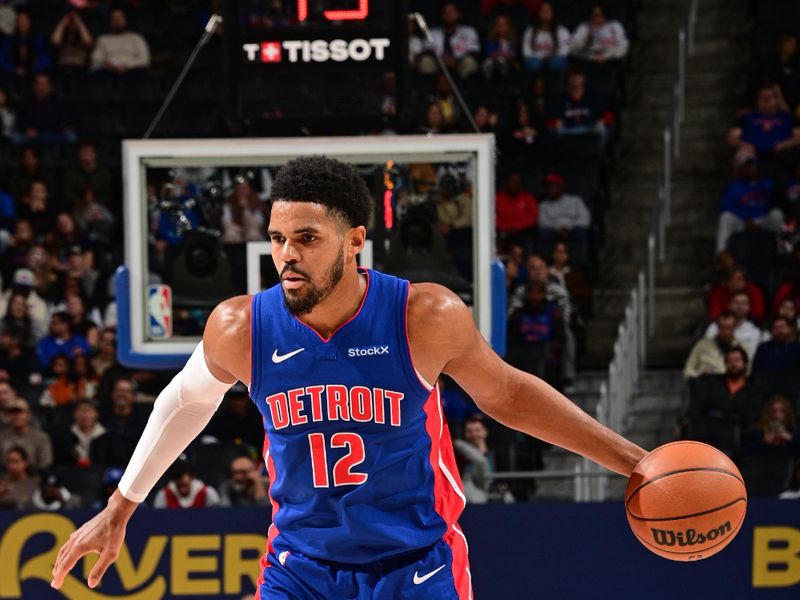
[52,541,87,589]
[88,547,119,589]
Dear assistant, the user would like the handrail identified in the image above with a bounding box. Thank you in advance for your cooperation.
[647,0,697,338]
[580,0,699,502]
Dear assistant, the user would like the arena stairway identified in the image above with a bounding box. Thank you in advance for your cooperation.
[534,370,686,501]
[582,0,750,369]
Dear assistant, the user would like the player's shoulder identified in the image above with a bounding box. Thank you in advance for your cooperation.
[204,295,252,348]
[408,282,473,332]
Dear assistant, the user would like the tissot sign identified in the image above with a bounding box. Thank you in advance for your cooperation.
[242,38,391,64]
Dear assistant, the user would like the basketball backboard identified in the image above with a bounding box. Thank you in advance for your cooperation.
[116,135,502,368]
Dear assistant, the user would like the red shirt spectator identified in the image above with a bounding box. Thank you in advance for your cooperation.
[708,268,766,323]
[773,278,800,313]
[496,173,538,232]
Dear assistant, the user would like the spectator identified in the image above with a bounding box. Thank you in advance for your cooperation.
[1,271,48,342]
[418,101,449,135]
[765,34,800,113]
[153,460,220,509]
[547,67,614,143]
[210,383,267,450]
[52,398,107,467]
[0,9,52,78]
[708,267,767,324]
[222,176,266,243]
[778,461,800,499]
[503,100,542,166]
[0,397,52,470]
[0,86,16,139]
[14,73,76,145]
[751,317,800,375]
[549,241,592,323]
[64,244,99,300]
[62,293,100,348]
[27,245,62,305]
[430,74,461,129]
[30,471,82,510]
[570,3,629,62]
[773,273,800,318]
[218,455,269,507]
[684,312,740,380]
[495,172,538,251]
[507,279,564,379]
[481,15,517,80]
[521,1,571,72]
[744,395,800,496]
[419,2,480,80]
[50,10,94,70]
[39,354,82,406]
[72,186,115,248]
[63,141,114,209]
[0,220,34,287]
[0,446,38,509]
[0,326,38,395]
[716,153,783,253]
[537,173,591,266]
[727,84,800,156]
[684,347,754,457]
[90,466,124,509]
[705,292,761,360]
[512,254,576,387]
[90,328,117,378]
[99,378,147,466]
[49,212,88,271]
[774,297,800,331]
[7,146,55,202]
[472,104,499,135]
[90,8,150,73]
[17,180,55,238]
[36,312,90,372]
[453,416,492,503]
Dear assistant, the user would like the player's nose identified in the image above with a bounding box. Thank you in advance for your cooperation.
[278,240,302,262]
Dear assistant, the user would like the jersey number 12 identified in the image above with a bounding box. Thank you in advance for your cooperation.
[308,432,368,487]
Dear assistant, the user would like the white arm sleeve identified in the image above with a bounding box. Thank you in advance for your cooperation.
[117,342,234,502]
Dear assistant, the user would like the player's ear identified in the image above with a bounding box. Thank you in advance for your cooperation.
[347,225,367,257]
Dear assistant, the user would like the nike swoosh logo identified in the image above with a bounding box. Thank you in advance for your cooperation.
[272,348,305,363]
[413,564,446,585]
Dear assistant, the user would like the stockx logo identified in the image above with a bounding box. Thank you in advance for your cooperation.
[348,345,390,358]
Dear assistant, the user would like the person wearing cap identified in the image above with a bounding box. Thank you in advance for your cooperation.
[0,267,49,337]
[0,397,52,470]
[30,470,81,510]
[717,152,784,252]
[537,173,592,267]
[35,311,90,372]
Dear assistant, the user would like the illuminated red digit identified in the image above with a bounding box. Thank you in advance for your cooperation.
[297,0,370,22]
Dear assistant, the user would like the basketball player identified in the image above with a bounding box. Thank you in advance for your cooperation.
[51,156,647,598]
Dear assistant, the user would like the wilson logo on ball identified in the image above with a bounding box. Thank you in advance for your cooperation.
[650,521,732,547]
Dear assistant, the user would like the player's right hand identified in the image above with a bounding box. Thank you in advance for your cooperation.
[51,490,138,590]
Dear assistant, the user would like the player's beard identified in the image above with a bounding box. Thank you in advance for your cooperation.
[282,247,345,316]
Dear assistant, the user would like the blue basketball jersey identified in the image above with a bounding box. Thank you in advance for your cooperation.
[249,268,466,565]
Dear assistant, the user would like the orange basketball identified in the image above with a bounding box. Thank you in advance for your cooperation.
[625,440,747,561]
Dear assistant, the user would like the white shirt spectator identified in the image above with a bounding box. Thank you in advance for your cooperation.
[705,320,761,361]
[427,25,480,60]
[91,31,150,70]
[521,26,572,60]
[570,21,629,60]
[539,193,591,230]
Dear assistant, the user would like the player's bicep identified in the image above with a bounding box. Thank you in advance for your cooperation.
[440,304,517,415]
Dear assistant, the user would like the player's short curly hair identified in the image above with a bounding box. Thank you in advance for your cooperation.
[270,155,373,228]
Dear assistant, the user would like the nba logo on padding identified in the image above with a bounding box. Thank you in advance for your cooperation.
[147,285,173,339]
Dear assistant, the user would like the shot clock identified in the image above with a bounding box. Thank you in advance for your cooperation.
[225,0,408,133]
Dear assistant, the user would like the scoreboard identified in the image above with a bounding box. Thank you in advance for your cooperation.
[225,0,408,133]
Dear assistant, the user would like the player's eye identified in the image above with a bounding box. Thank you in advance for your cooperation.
[270,235,285,243]
[301,235,316,243]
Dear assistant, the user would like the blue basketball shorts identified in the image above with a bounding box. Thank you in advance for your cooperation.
[255,525,472,599]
